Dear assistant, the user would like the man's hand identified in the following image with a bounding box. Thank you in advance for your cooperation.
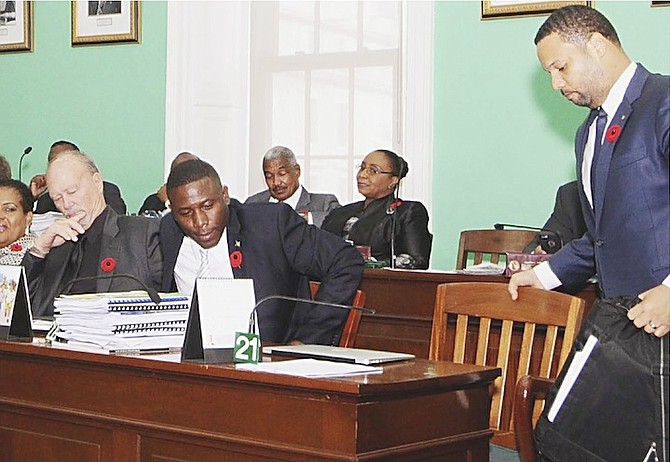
[30,174,47,198]
[31,211,87,256]
[627,284,670,337]
[508,269,545,300]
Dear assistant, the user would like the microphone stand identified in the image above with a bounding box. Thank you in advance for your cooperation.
[18,146,32,182]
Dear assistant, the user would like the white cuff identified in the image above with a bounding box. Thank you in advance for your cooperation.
[533,261,562,290]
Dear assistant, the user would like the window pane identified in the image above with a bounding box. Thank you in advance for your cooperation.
[362,1,399,50]
[273,71,305,154]
[308,158,351,204]
[319,1,357,54]
[278,1,314,56]
[353,66,394,157]
[310,69,349,157]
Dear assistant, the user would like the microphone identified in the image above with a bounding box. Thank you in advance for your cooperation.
[60,274,162,305]
[18,146,32,182]
[493,223,563,254]
[247,294,376,335]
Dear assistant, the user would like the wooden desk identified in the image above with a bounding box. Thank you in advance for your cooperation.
[0,340,500,462]
[357,269,597,358]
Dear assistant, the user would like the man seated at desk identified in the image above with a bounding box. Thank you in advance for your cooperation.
[245,146,340,228]
[160,159,364,345]
[22,151,162,318]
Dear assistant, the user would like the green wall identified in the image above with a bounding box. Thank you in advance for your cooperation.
[0,1,167,213]
[1,1,668,266]
[433,1,670,270]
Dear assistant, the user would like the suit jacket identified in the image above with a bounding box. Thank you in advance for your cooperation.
[35,181,127,215]
[138,193,166,216]
[160,200,364,345]
[245,188,340,227]
[321,195,433,269]
[23,207,163,317]
[524,181,587,253]
[548,65,669,297]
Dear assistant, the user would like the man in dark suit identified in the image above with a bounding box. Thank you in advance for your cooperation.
[22,151,162,318]
[30,141,127,215]
[161,159,364,345]
[523,181,586,254]
[245,146,340,227]
[509,5,669,337]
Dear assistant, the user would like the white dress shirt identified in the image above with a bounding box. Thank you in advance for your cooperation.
[174,229,233,296]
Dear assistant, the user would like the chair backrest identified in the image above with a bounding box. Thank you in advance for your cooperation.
[309,281,366,348]
[456,229,538,269]
[428,282,584,448]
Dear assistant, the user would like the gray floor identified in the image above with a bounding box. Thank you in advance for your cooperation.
[490,444,520,462]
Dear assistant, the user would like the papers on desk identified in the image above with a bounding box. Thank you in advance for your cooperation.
[236,358,383,377]
[456,262,506,275]
[29,211,65,236]
[53,291,190,354]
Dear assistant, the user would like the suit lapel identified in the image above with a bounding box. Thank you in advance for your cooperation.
[296,188,310,210]
[226,204,248,279]
[593,65,649,227]
[97,208,120,293]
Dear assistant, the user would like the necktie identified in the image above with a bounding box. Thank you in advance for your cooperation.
[590,108,608,200]
[197,248,209,278]
[62,236,87,294]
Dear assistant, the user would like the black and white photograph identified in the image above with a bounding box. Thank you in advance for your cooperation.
[0,1,16,26]
[0,0,31,52]
[88,1,122,17]
[73,0,140,45]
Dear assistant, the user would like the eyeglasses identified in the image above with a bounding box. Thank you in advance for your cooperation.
[356,164,395,176]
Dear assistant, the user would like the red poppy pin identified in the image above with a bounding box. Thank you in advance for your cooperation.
[10,243,23,252]
[230,250,243,269]
[390,199,403,210]
[605,124,622,143]
[101,257,116,272]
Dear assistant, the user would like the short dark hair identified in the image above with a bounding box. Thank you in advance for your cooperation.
[0,179,35,214]
[167,159,222,194]
[534,5,620,47]
[376,149,409,179]
[0,155,11,180]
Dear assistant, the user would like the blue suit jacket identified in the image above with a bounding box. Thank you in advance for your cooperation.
[548,65,669,297]
[160,200,364,345]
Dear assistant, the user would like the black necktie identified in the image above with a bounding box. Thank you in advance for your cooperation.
[590,108,608,201]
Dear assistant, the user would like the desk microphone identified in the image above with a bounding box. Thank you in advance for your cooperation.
[493,223,563,253]
[247,294,376,336]
[60,274,162,305]
[18,146,32,182]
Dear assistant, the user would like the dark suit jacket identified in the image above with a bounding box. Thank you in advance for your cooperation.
[160,200,364,345]
[23,207,163,317]
[321,195,432,269]
[138,193,165,216]
[35,181,127,215]
[548,65,669,297]
[245,188,340,228]
[524,181,587,253]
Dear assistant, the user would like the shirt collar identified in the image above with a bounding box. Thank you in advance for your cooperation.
[268,184,303,210]
[600,62,636,118]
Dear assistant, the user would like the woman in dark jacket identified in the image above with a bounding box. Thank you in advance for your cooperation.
[322,149,432,269]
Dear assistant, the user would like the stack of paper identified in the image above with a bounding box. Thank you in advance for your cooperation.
[236,358,383,377]
[30,211,65,236]
[53,291,190,354]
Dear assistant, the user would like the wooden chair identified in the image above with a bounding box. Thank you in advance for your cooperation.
[309,281,366,348]
[428,282,584,448]
[514,375,554,462]
[456,229,538,269]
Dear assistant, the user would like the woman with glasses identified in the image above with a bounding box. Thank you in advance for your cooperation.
[322,149,432,269]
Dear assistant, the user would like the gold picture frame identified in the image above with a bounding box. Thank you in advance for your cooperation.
[72,0,141,46]
[0,1,33,53]
[482,1,592,20]
[651,1,670,7]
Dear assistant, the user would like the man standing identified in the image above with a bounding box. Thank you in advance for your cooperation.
[509,5,669,336]
[23,151,162,317]
[508,5,668,461]
[161,159,363,345]
[245,146,340,227]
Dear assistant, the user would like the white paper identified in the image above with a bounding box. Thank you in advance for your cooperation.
[196,278,256,349]
[236,358,383,377]
[548,334,598,422]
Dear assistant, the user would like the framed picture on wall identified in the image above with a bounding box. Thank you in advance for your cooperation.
[0,1,33,53]
[481,1,592,20]
[72,0,141,45]
[651,1,670,7]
